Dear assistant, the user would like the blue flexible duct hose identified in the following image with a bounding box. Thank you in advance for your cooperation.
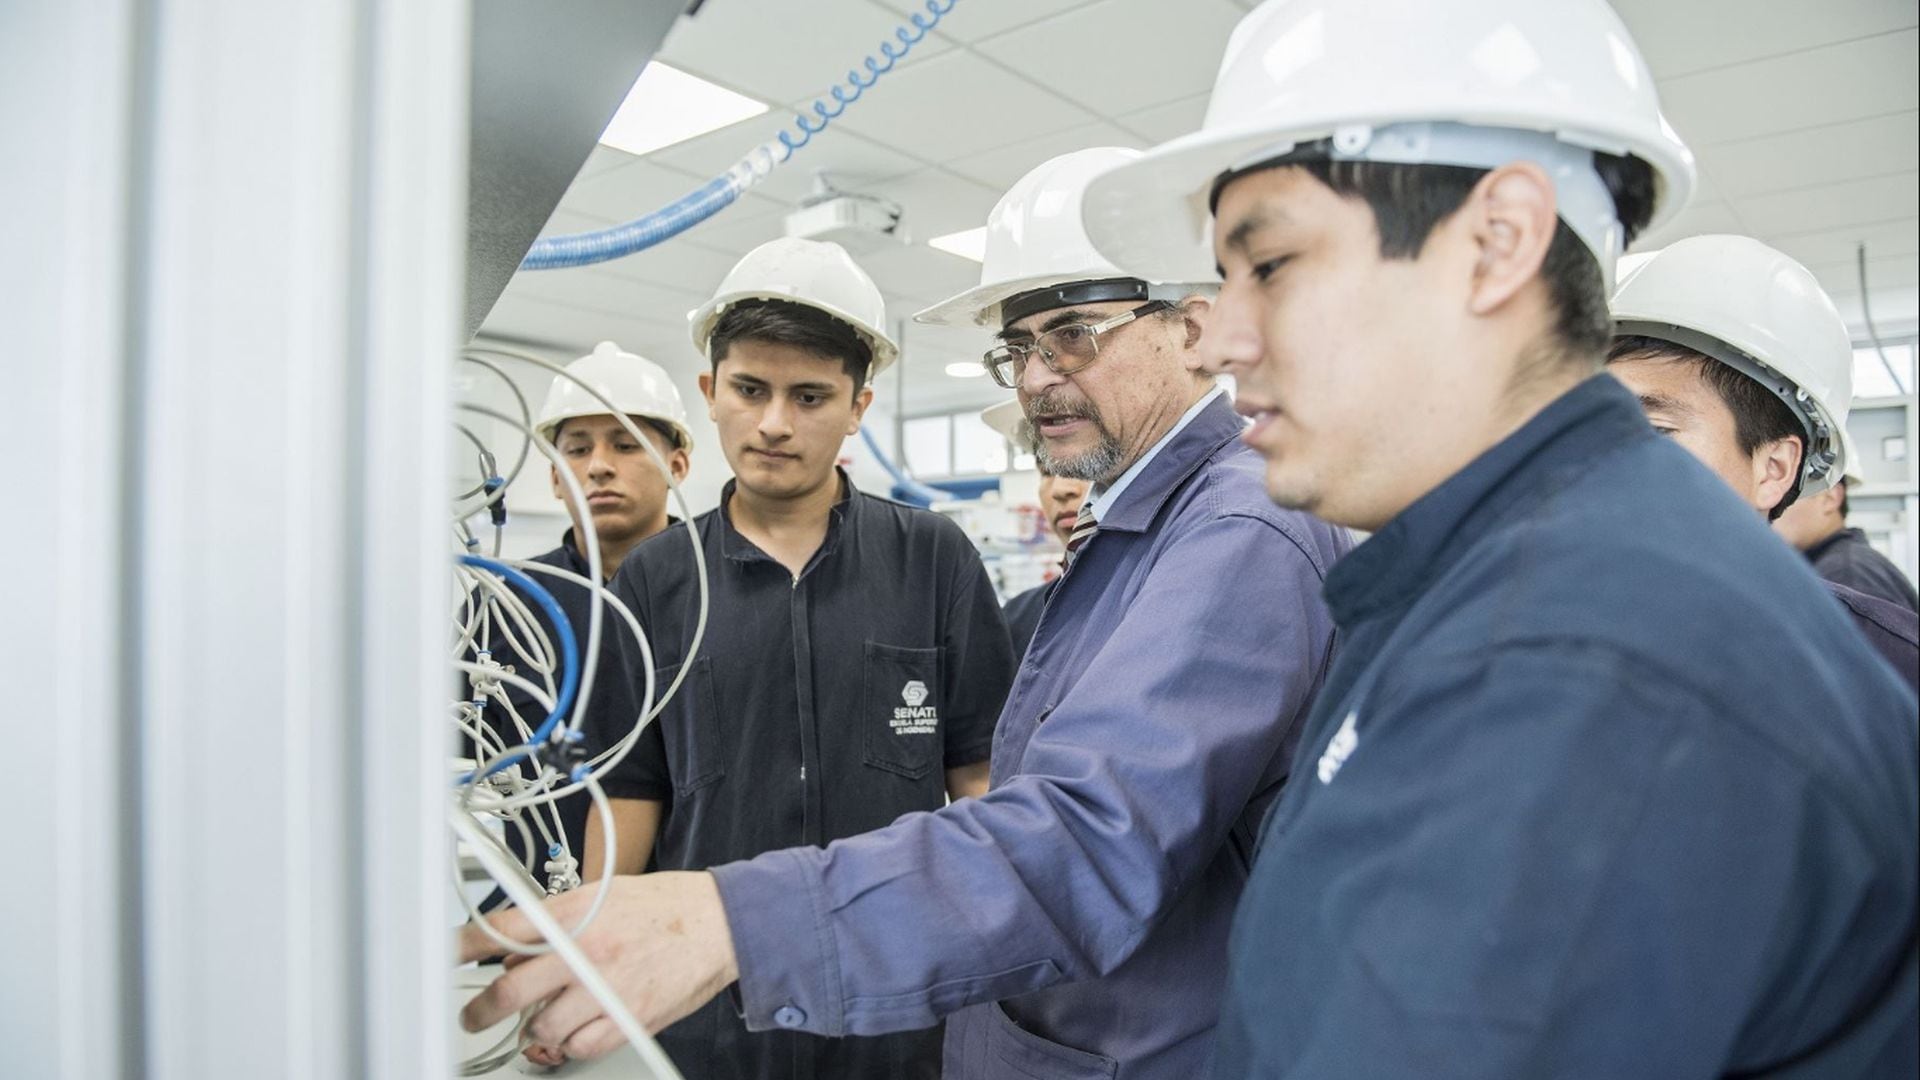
[520,0,958,271]
[520,174,742,271]
[457,554,581,782]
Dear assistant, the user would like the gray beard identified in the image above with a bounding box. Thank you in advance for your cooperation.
[1028,419,1127,483]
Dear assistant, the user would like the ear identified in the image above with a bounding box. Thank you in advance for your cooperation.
[669,447,690,484]
[549,463,564,502]
[1174,297,1211,370]
[846,384,875,434]
[1463,162,1559,318]
[697,371,718,421]
[1753,434,1804,515]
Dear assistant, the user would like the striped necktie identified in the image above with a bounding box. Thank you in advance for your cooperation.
[1063,503,1098,561]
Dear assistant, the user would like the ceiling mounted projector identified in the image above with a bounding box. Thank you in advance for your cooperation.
[783,173,907,254]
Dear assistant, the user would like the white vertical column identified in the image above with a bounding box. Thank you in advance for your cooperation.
[1,2,142,1078]
[4,1,466,1077]
[132,2,466,1078]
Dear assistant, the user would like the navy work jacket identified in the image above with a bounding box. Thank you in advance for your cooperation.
[711,394,1353,1079]
[1212,375,1919,1079]
[1810,527,1919,611]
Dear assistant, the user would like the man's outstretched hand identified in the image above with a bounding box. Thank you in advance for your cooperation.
[458,871,740,1062]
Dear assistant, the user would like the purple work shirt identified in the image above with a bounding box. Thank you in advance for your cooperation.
[711,394,1351,1079]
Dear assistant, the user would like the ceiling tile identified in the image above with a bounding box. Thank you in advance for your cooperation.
[556,158,715,225]
[1736,172,1919,237]
[860,241,989,316]
[505,265,708,323]
[945,121,1144,190]
[478,292,683,359]
[870,167,1003,240]
[1696,112,1919,200]
[1768,218,1920,268]
[1612,0,1917,80]
[537,207,615,238]
[1809,253,1920,296]
[648,110,929,204]
[1630,200,1747,252]
[1657,31,1919,146]
[827,49,1097,160]
[1117,92,1211,144]
[1829,286,1920,337]
[656,0,954,106]
[598,240,744,296]
[973,0,1243,116]
[577,145,641,182]
[867,0,1091,43]
[670,192,795,254]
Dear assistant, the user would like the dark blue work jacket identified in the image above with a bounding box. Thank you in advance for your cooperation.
[1212,374,1919,1079]
[1810,527,1919,612]
[711,394,1353,1079]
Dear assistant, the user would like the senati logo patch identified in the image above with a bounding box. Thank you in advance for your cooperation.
[1315,711,1359,784]
[892,680,937,735]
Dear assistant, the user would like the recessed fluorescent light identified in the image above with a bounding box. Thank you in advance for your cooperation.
[928,227,988,263]
[945,361,986,378]
[599,63,769,157]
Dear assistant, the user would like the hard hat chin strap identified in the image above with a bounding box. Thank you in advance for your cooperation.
[1219,121,1627,289]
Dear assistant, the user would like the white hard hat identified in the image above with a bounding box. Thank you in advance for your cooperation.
[980,398,1030,452]
[1080,0,1697,286]
[535,341,694,451]
[916,148,1197,329]
[688,236,899,380]
[1839,426,1865,488]
[1612,234,1854,496]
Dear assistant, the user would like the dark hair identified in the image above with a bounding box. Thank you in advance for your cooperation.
[1291,149,1656,362]
[1607,334,1806,517]
[1838,480,1850,519]
[708,298,873,389]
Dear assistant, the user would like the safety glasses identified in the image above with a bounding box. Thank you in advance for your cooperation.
[981,300,1172,389]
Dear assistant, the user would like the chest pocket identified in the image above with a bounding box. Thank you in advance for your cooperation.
[656,656,726,797]
[861,641,944,780]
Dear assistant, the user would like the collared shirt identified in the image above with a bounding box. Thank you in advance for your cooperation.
[1808,526,1919,611]
[1087,385,1226,522]
[1212,375,1919,1079]
[590,473,1015,1080]
[710,395,1353,1079]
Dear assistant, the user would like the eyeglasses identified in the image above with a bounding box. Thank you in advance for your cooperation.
[981,300,1172,389]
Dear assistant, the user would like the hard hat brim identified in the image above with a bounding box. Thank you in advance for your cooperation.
[689,289,900,380]
[1083,111,1696,285]
[914,271,1157,329]
[979,398,1027,446]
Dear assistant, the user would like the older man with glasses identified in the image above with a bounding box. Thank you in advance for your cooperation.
[458,148,1352,1079]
